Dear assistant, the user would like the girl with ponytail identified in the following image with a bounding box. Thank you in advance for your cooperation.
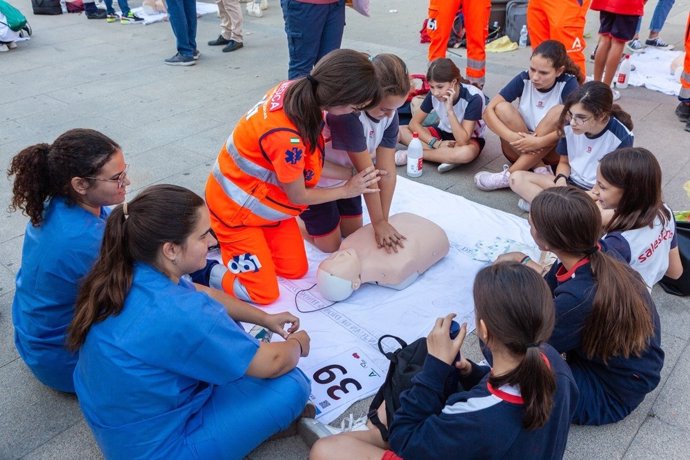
[205,48,383,305]
[498,187,663,425]
[8,128,127,393]
[69,184,313,459]
[475,40,582,192]
[310,263,576,460]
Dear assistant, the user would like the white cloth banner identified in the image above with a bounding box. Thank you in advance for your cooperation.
[241,177,540,422]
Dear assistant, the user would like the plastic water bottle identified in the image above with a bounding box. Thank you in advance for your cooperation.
[518,25,528,48]
[616,55,631,89]
[406,133,423,178]
[60,0,68,13]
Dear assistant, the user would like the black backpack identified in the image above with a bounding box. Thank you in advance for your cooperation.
[31,0,62,15]
[367,335,459,441]
[659,219,690,296]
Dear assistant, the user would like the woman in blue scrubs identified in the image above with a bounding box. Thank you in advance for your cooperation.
[8,128,128,393]
[68,184,311,459]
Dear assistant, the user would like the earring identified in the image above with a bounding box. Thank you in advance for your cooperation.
[172,259,177,266]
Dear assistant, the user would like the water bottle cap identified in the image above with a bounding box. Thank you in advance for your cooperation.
[412,132,419,138]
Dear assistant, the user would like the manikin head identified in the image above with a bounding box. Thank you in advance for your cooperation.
[317,248,362,301]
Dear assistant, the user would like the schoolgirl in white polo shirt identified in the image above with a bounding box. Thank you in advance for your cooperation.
[595,148,683,290]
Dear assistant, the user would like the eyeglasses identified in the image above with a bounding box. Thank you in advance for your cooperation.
[566,111,592,126]
[85,164,129,189]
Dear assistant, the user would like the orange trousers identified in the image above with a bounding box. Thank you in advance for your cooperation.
[427,0,491,86]
[680,13,690,102]
[211,216,308,305]
[527,0,592,77]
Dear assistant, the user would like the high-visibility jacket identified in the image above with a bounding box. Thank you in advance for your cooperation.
[206,81,324,228]
[680,13,690,103]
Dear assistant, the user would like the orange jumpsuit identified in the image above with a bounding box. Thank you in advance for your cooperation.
[427,0,491,87]
[527,0,592,77]
[680,13,690,103]
[205,81,324,305]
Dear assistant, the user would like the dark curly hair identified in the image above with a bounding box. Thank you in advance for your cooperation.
[8,129,120,226]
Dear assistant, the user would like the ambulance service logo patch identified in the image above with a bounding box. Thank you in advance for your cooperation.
[285,147,303,165]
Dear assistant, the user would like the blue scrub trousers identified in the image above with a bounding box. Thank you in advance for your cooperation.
[185,368,310,458]
[166,0,197,57]
[635,0,675,34]
[280,0,346,79]
[570,365,643,425]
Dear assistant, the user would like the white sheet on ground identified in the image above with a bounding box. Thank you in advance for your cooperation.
[628,48,684,96]
[130,2,218,25]
[236,177,539,422]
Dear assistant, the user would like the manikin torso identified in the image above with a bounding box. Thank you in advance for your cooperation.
[317,213,450,301]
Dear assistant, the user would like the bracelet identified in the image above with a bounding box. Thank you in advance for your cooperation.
[428,137,439,148]
[288,337,303,356]
[553,173,568,184]
[520,255,532,265]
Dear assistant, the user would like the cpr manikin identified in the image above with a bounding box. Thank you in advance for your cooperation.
[317,213,450,301]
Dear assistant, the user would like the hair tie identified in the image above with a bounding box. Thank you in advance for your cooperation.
[368,54,375,62]
[526,342,540,349]
[123,202,129,220]
[584,243,601,255]
[306,75,318,86]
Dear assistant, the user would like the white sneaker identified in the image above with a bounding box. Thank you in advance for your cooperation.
[7,41,17,49]
[246,1,263,16]
[437,162,460,173]
[533,166,552,176]
[517,198,531,212]
[474,164,511,191]
[394,149,408,166]
[298,414,368,446]
[612,89,621,101]
[0,44,9,52]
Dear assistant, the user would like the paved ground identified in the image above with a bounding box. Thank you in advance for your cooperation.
[1,0,689,458]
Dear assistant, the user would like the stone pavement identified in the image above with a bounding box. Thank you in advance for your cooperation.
[1,0,689,458]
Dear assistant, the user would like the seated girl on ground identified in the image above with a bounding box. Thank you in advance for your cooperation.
[594,147,683,290]
[509,81,634,212]
[300,54,410,253]
[474,40,582,191]
[68,184,312,459]
[397,58,487,173]
[9,129,128,393]
[498,187,664,425]
[310,262,577,460]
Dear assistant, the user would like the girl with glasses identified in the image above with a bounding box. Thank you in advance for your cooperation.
[8,128,129,393]
[509,81,634,211]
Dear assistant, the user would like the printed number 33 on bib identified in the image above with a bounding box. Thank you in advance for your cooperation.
[227,253,262,274]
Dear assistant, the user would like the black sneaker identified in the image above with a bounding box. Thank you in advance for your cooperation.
[675,102,690,122]
[193,49,201,60]
[208,35,231,46]
[645,37,673,50]
[222,40,243,53]
[86,9,107,19]
[164,53,196,66]
[686,119,690,133]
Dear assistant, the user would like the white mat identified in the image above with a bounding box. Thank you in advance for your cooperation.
[245,177,540,421]
[130,2,218,25]
[628,48,684,96]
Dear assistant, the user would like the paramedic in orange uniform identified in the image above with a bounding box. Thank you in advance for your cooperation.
[676,13,690,131]
[527,0,593,77]
[205,49,382,305]
[427,0,491,87]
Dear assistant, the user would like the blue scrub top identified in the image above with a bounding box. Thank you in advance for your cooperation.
[74,263,260,460]
[12,196,109,393]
